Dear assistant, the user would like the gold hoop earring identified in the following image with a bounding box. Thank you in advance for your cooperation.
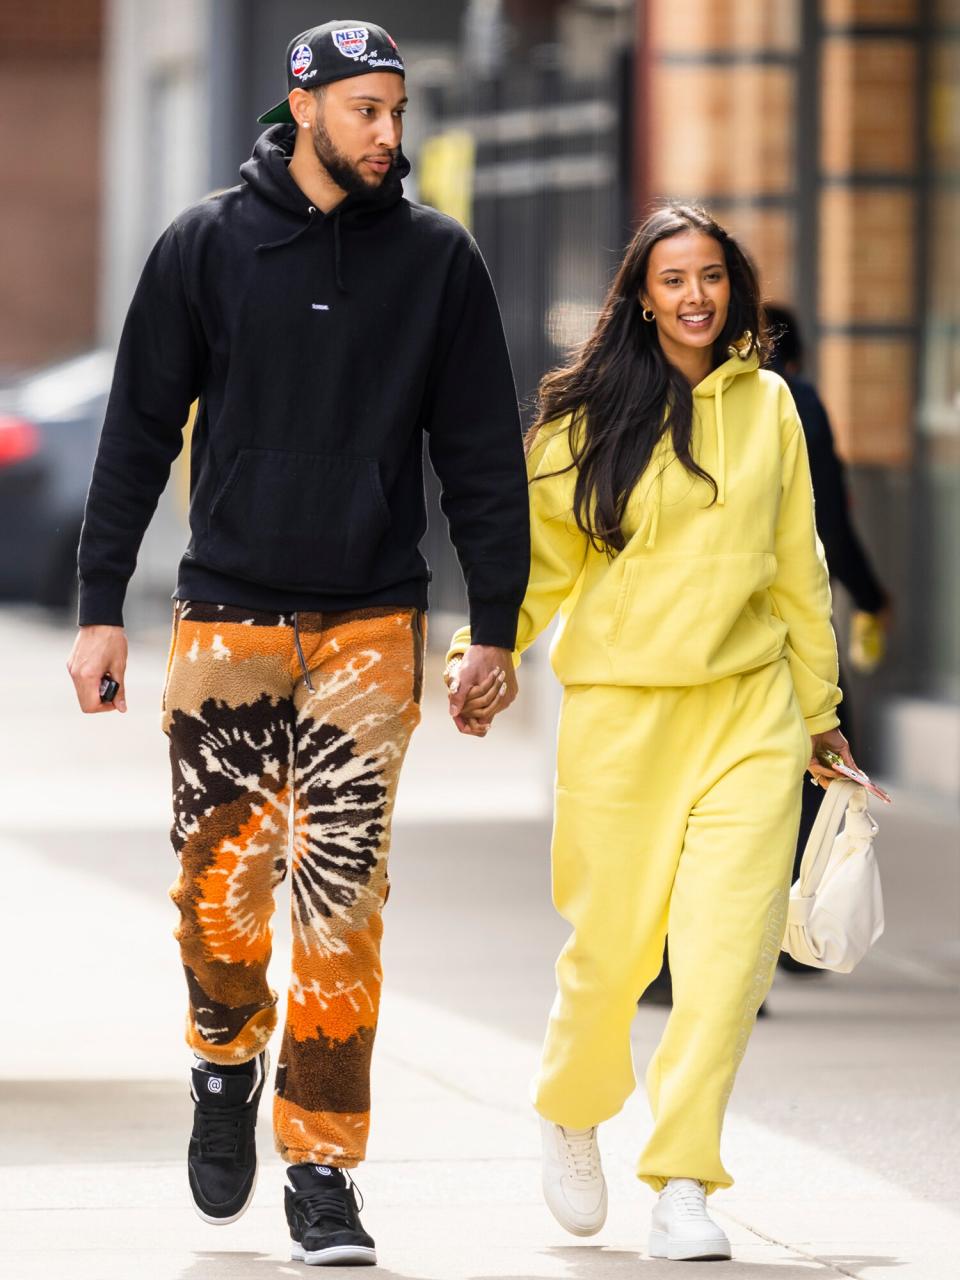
[642,308,656,323]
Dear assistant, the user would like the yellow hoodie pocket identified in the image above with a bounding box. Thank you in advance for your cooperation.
[607,551,783,685]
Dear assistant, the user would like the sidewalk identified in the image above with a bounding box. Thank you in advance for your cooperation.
[1,607,957,1278]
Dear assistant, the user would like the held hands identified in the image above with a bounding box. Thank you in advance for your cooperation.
[67,625,128,714]
[445,644,517,737]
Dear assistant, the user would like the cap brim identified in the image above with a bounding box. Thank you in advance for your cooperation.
[257,98,294,125]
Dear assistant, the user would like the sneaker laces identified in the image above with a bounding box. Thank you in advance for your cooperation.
[561,1127,601,1184]
[664,1178,708,1218]
[297,1177,363,1229]
[196,1104,247,1159]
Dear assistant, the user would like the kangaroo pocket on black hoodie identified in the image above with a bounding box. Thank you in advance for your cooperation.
[203,448,391,592]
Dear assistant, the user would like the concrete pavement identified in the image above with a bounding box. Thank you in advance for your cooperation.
[1,605,958,1279]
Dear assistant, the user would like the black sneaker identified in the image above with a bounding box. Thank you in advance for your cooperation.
[285,1164,377,1266]
[187,1049,268,1224]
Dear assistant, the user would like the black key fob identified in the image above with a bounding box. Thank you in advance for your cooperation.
[99,675,120,704]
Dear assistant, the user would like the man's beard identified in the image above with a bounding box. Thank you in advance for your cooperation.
[311,119,390,195]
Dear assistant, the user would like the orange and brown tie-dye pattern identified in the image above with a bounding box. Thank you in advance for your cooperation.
[163,602,423,1166]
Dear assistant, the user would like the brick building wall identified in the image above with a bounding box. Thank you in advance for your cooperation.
[636,0,925,469]
[638,1,804,315]
[0,0,104,372]
[818,0,921,466]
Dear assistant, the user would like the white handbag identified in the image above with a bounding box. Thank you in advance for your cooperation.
[782,779,883,973]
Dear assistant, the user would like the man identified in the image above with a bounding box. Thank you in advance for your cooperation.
[68,20,528,1267]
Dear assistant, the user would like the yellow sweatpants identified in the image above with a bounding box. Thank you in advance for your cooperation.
[533,658,810,1193]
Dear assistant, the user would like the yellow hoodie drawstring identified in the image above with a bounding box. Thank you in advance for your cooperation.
[714,378,727,507]
[641,371,730,549]
[644,468,662,549]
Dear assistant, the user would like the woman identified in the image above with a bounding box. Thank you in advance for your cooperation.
[446,204,858,1262]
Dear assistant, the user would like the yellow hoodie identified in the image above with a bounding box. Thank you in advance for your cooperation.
[449,351,841,733]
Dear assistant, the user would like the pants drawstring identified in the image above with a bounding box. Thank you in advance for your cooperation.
[292,612,315,692]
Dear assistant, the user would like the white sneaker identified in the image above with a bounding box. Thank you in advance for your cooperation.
[539,1116,607,1236]
[649,1178,732,1261]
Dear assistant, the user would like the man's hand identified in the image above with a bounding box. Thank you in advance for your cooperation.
[446,644,517,736]
[67,625,129,714]
[455,669,505,737]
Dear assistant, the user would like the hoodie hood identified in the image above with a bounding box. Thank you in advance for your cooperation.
[239,124,411,289]
[240,123,410,216]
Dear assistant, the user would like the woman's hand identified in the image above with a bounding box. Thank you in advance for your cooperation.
[445,652,512,737]
[458,667,507,736]
[807,727,857,789]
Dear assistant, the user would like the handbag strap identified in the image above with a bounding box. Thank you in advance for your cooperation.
[800,779,861,889]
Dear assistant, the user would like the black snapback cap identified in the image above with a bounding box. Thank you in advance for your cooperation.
[258,20,405,124]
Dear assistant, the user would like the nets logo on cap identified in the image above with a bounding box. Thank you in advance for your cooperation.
[290,43,313,78]
[332,27,369,59]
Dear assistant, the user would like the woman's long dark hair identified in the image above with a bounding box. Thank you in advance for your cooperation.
[529,203,768,555]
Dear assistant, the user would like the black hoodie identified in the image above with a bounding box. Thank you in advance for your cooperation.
[78,125,529,647]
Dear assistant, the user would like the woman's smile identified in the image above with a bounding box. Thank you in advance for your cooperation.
[677,310,715,332]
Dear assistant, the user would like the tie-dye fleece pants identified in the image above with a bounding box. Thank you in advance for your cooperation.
[161,601,424,1166]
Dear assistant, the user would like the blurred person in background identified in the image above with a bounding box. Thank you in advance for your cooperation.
[764,302,890,651]
[765,303,891,975]
[66,19,528,1269]
[447,204,860,1262]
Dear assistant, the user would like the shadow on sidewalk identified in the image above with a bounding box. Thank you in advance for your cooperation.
[167,1249,911,1280]
[474,1247,906,1278]
[176,1257,299,1278]
[171,1245,906,1279]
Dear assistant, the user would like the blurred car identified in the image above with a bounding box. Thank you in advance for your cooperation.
[0,350,112,610]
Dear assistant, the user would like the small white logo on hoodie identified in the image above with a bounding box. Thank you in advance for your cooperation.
[312,303,330,312]
[207,1076,223,1094]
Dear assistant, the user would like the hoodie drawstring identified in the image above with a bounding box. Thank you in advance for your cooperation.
[643,377,728,550]
[714,378,727,507]
[255,205,319,253]
[644,465,662,549]
[256,204,347,294]
[332,208,346,293]
[292,613,315,693]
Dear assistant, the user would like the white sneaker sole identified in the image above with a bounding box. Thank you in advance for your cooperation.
[649,1228,732,1261]
[291,1243,378,1266]
[191,1047,269,1226]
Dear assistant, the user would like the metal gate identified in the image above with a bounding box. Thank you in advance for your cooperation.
[420,57,631,613]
